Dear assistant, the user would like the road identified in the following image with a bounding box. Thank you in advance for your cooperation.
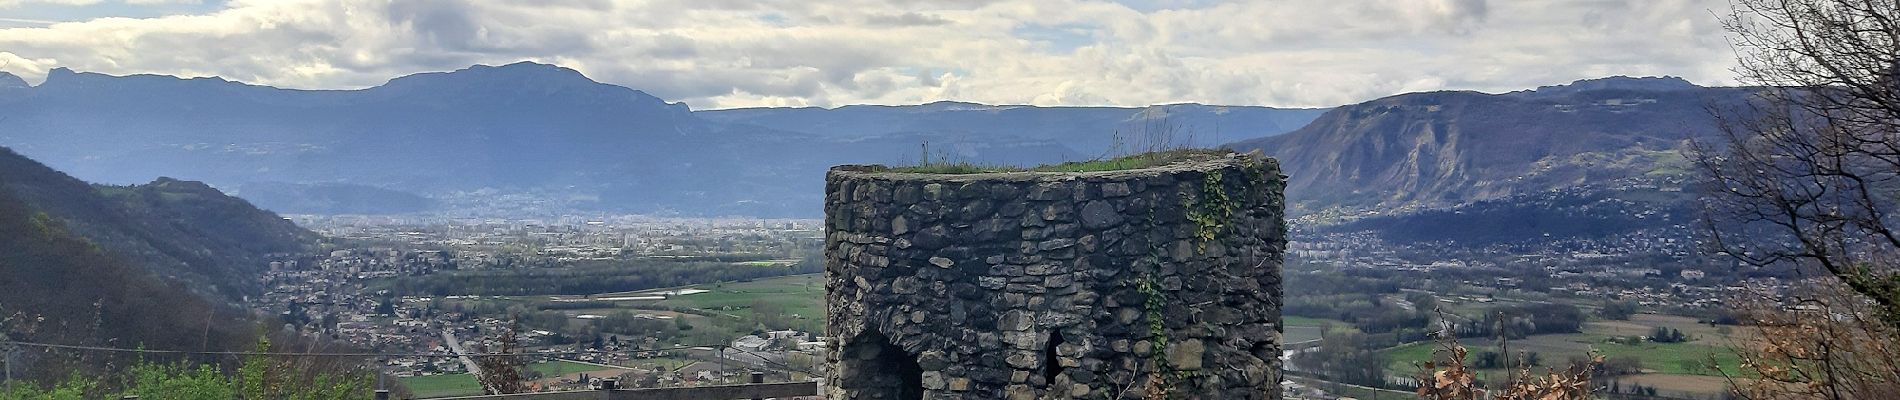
[442,330,483,376]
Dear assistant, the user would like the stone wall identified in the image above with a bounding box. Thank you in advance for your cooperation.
[823,152,1286,400]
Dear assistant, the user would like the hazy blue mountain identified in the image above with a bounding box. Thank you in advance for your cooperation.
[1229,76,1756,214]
[0,71,25,90]
[0,62,1325,217]
[228,182,439,215]
[700,101,1327,158]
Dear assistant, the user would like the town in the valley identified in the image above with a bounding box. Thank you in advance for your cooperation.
[247,204,1770,398]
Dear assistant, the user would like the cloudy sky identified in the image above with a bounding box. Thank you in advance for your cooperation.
[0,0,1741,109]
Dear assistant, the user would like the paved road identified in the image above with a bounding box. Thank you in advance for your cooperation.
[442,331,483,376]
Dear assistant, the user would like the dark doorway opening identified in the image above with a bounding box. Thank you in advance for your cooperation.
[842,328,923,400]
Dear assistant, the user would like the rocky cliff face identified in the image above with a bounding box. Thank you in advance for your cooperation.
[1228,78,1756,213]
[823,153,1286,399]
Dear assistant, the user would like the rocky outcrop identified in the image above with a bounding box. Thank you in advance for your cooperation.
[823,152,1286,399]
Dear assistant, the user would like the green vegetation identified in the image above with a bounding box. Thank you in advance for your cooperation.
[878,149,1234,174]
[1382,333,1743,377]
[1136,272,1188,392]
[1638,149,1692,177]
[1183,170,1237,250]
[653,274,825,335]
[0,185,260,377]
[1598,299,1639,320]
[0,338,374,400]
[526,360,628,377]
[1284,315,1352,327]
[1594,341,1741,376]
[398,373,482,398]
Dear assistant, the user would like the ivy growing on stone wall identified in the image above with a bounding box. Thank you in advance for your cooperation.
[1137,271,1186,399]
[1183,171,1235,252]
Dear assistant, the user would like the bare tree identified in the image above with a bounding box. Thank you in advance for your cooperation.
[1723,282,1900,399]
[1698,0,1900,330]
[1696,0,1900,397]
[474,326,528,394]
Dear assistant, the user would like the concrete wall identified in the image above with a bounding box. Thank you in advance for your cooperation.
[823,152,1286,400]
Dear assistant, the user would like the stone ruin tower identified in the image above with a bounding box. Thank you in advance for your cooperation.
[823,152,1286,400]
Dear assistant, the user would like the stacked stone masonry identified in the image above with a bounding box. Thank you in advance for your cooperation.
[824,153,1286,400]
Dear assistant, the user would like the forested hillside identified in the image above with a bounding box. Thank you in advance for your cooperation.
[0,181,253,378]
[0,147,317,299]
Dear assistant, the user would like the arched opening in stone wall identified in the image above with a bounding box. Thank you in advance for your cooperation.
[843,328,924,400]
[1042,330,1065,384]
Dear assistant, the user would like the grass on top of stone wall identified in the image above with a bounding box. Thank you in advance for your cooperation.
[881,149,1235,174]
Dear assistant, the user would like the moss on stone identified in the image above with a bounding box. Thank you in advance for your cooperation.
[876,149,1236,174]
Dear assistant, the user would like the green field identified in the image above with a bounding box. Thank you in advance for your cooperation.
[654,274,825,326]
[1284,315,1350,327]
[1284,316,1355,343]
[1594,340,1743,375]
[399,373,482,398]
[527,359,630,377]
[1383,334,1740,376]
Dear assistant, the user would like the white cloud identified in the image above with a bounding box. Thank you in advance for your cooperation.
[0,0,105,7]
[0,0,1743,109]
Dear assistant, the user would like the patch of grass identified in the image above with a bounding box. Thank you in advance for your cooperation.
[879,149,1235,174]
[399,373,483,398]
[653,274,826,334]
[528,360,629,377]
[1285,326,1327,343]
[1283,316,1348,327]
[658,274,825,318]
[1381,333,1745,377]
[1594,341,1744,376]
[1384,342,1441,372]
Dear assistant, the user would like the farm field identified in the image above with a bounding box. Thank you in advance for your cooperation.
[1285,326,1325,344]
[652,273,825,330]
[1284,316,1350,327]
[1613,373,1738,399]
[399,373,483,398]
[1381,314,1746,397]
[527,359,631,377]
[1283,316,1354,344]
[1383,334,1740,375]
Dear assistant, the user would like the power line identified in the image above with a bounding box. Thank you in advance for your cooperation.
[722,346,817,375]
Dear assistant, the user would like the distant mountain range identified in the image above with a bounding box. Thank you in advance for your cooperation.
[0,61,1757,243]
[0,146,313,357]
[0,63,1324,217]
[1230,76,1752,215]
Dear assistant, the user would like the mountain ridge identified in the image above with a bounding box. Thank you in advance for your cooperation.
[0,62,1325,216]
[0,146,311,375]
[1228,76,1753,214]
[0,146,318,299]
